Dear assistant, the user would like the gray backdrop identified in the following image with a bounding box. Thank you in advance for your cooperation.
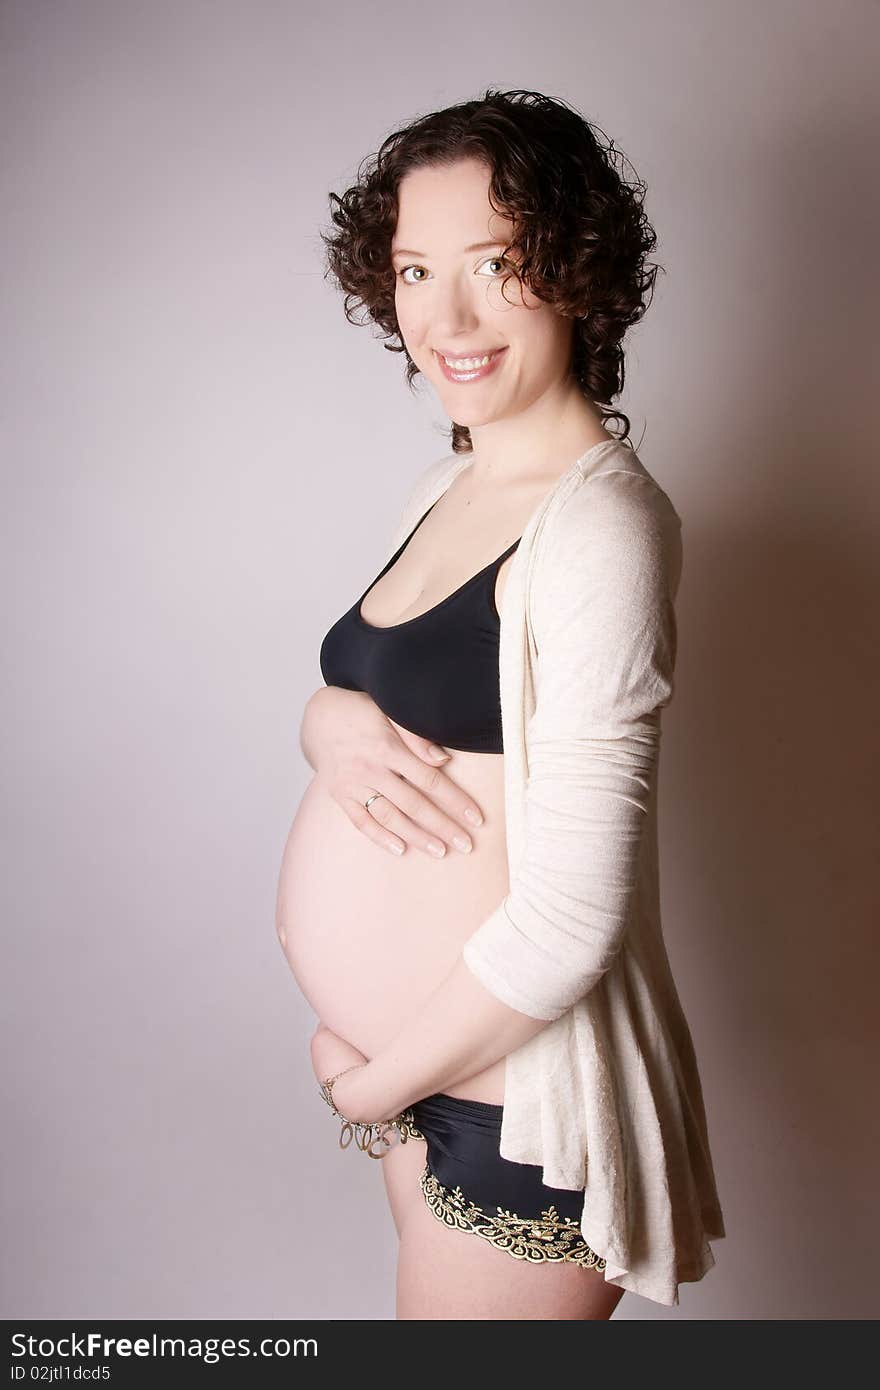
[3,0,878,1320]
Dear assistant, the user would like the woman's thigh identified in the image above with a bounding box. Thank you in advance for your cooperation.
[380,1132,430,1239]
[395,1195,625,1320]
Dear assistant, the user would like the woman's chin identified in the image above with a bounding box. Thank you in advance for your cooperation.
[438,397,506,428]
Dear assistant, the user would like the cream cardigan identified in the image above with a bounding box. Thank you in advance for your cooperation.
[381,438,725,1307]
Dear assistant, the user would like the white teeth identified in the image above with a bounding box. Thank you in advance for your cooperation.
[443,352,494,370]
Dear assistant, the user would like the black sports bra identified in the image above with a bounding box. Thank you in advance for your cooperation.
[319,501,521,753]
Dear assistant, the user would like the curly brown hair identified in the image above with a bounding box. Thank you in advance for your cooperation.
[320,88,662,454]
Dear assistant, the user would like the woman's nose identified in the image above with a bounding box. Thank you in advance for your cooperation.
[429,277,482,339]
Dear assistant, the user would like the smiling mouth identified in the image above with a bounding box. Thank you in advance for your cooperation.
[434,347,507,383]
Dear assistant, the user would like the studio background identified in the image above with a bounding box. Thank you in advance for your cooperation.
[2,0,878,1320]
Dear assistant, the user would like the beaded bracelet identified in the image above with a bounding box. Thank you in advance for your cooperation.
[319,1065,422,1160]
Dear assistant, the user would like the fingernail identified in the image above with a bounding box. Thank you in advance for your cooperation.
[426,841,446,858]
[429,745,449,760]
[464,808,483,826]
[452,836,472,853]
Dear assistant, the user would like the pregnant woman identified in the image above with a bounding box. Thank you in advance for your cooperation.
[275,88,726,1320]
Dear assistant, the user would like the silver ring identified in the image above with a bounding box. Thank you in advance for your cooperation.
[364,793,383,812]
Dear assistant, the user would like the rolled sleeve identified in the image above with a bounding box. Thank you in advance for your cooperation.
[462,471,682,1021]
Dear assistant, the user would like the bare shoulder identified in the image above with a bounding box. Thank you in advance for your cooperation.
[386,451,460,548]
[406,451,463,508]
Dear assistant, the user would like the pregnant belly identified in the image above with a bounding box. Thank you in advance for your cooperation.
[275,759,511,1104]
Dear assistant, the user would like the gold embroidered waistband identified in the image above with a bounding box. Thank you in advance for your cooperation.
[401,1114,425,1141]
[418,1166,606,1270]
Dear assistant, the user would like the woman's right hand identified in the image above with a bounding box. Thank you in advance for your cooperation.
[301,685,485,858]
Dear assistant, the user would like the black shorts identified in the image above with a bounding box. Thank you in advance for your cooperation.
[404,1091,606,1271]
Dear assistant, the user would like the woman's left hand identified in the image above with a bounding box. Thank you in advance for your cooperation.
[310,1022,372,1121]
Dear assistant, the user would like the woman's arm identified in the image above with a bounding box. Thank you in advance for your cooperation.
[333,954,549,1123]
[332,471,682,1125]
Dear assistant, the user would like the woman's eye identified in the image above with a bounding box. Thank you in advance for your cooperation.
[396,256,515,285]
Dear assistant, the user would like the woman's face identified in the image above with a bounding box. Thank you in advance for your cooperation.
[391,158,574,430]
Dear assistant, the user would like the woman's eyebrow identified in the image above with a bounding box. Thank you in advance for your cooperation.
[390,239,507,259]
